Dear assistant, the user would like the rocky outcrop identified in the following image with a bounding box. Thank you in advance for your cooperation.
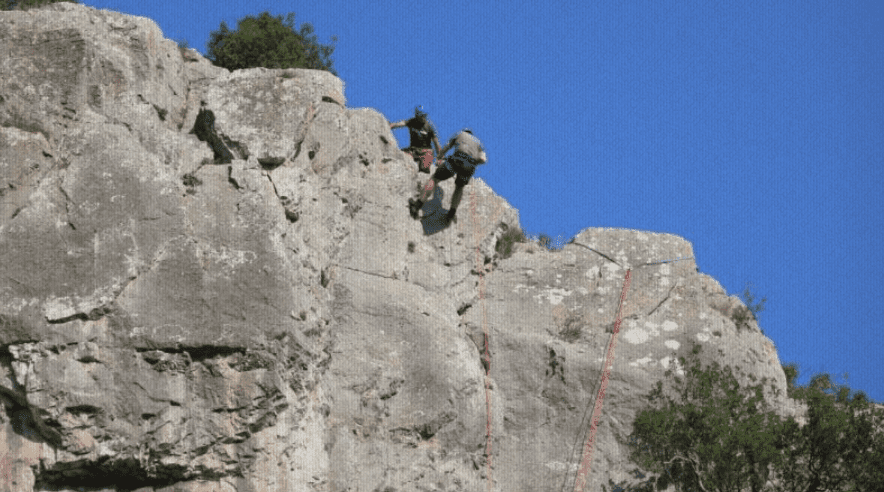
[0,4,812,492]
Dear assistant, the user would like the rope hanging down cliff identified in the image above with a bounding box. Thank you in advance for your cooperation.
[468,185,495,492]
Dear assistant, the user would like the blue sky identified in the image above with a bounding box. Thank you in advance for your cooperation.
[79,1,884,404]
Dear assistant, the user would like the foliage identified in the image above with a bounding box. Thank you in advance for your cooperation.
[782,362,799,397]
[558,316,583,343]
[175,38,193,62]
[772,367,884,492]
[175,38,190,50]
[627,346,884,492]
[627,343,788,492]
[206,11,336,74]
[537,233,569,251]
[741,283,767,317]
[512,232,572,252]
[607,438,686,492]
[494,228,575,257]
[495,225,527,259]
[731,282,767,332]
[1,0,76,10]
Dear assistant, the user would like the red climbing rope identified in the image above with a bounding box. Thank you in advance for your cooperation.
[572,269,632,492]
[469,185,494,492]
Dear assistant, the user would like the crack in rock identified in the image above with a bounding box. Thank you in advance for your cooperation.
[290,103,316,162]
[0,361,64,446]
[341,265,396,281]
[648,282,678,317]
[569,241,624,268]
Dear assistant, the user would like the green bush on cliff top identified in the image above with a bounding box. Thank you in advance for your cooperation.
[207,11,337,75]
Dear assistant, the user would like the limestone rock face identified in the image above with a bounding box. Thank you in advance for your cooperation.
[0,4,807,492]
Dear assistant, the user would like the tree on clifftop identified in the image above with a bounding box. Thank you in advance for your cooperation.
[207,11,337,75]
[1,0,76,10]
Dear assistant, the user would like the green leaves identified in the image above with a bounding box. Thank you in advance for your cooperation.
[627,348,884,491]
[206,11,337,75]
[782,376,884,492]
[732,282,767,332]
[494,226,527,259]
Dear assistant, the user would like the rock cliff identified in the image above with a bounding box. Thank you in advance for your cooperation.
[1,4,807,492]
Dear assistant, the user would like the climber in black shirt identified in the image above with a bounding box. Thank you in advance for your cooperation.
[390,106,442,174]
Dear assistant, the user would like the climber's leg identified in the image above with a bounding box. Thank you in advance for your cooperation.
[448,184,464,216]
[410,159,455,220]
[444,184,465,224]
[416,148,434,173]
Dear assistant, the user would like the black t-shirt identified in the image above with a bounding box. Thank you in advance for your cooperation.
[406,118,436,149]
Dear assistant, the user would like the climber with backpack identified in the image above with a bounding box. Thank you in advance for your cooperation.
[390,106,443,174]
[408,128,487,225]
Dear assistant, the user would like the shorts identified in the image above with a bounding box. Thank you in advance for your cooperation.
[404,147,434,173]
[434,152,476,187]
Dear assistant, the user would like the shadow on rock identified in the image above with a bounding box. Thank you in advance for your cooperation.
[191,106,235,163]
[419,187,452,235]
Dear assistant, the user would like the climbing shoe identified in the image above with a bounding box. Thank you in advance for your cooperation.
[408,199,422,219]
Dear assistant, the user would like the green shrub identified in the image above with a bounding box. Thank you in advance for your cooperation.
[627,344,793,492]
[174,38,191,58]
[731,305,753,331]
[538,233,568,251]
[731,282,766,332]
[741,283,767,317]
[559,317,583,342]
[521,232,569,252]
[495,226,527,259]
[627,347,884,492]
[775,366,884,490]
[207,11,337,74]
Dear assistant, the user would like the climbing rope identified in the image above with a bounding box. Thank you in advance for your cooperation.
[461,190,691,491]
[572,269,632,492]
[558,365,604,492]
[563,257,686,491]
[468,184,495,492]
